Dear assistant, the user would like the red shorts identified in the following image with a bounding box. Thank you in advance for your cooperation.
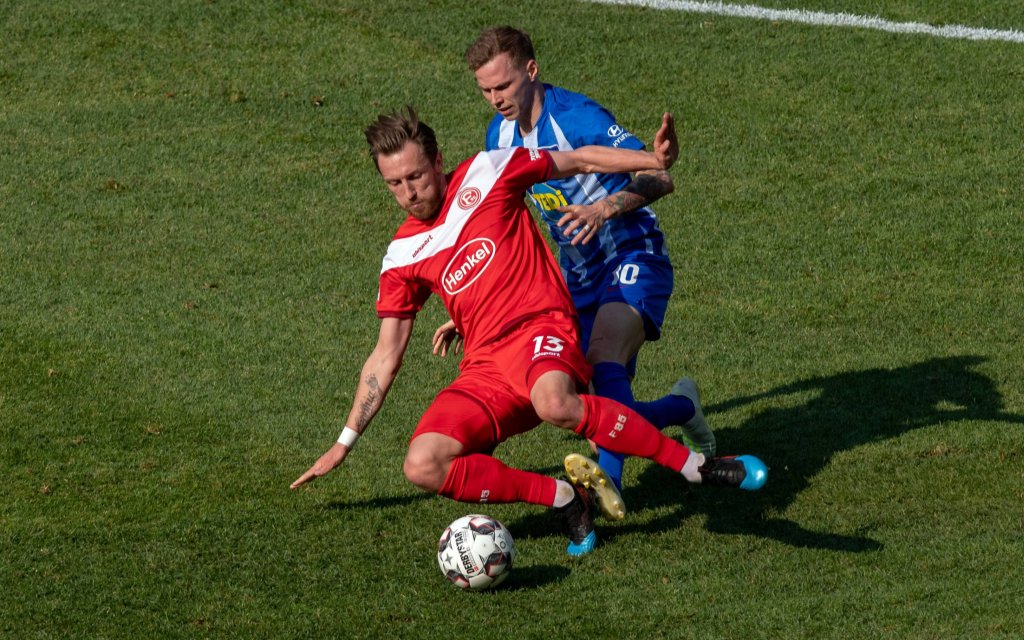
[411,311,592,453]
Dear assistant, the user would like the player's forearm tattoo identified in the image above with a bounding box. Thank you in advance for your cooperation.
[608,170,673,216]
[355,374,382,429]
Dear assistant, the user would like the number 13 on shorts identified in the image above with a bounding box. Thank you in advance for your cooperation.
[532,335,565,358]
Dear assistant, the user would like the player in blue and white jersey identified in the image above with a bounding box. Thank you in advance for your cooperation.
[456,26,718,493]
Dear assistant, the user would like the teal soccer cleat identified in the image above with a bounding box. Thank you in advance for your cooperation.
[698,455,768,490]
[555,482,599,557]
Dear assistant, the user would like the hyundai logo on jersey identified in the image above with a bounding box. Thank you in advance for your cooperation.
[608,124,635,148]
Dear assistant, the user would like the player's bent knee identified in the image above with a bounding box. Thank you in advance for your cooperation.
[402,452,446,494]
[533,394,583,430]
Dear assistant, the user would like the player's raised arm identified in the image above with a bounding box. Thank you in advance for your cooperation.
[548,112,678,179]
[556,167,675,246]
[290,316,414,489]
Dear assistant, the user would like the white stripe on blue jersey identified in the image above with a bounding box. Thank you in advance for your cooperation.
[485,84,668,303]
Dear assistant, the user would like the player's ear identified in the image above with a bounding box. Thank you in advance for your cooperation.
[526,59,539,82]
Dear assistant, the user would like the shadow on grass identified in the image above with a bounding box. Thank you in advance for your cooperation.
[614,355,1024,551]
[322,357,1021,557]
[322,493,434,510]
[503,564,571,590]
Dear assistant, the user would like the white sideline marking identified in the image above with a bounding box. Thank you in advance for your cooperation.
[585,0,1024,43]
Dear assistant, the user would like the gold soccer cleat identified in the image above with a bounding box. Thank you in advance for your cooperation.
[563,453,626,521]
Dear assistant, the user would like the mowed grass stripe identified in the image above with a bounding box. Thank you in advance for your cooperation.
[586,0,1024,42]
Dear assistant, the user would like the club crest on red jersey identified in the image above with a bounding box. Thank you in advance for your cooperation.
[456,187,481,209]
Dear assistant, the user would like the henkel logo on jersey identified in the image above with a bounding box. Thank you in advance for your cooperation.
[442,238,496,295]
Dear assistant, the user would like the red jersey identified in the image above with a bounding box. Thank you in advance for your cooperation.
[376,147,576,355]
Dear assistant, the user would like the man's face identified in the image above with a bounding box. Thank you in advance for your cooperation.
[474,52,539,123]
[377,141,446,221]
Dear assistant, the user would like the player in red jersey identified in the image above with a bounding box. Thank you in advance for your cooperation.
[290,107,766,556]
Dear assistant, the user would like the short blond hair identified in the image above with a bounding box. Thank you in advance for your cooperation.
[465,26,535,71]
[363,105,438,169]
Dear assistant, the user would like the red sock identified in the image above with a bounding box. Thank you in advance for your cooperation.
[576,394,691,472]
[439,454,557,506]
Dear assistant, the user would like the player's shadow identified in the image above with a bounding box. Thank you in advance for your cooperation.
[323,493,433,511]
[501,564,572,590]
[616,355,1023,551]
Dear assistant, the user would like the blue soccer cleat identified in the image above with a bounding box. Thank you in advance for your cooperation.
[698,455,768,491]
[735,455,768,490]
[567,530,597,557]
[555,481,599,557]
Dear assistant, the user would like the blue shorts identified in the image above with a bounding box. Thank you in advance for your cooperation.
[574,252,674,354]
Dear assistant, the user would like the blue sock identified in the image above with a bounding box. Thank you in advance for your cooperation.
[591,362,636,490]
[592,362,635,407]
[592,363,695,430]
[635,394,696,430]
[590,363,701,487]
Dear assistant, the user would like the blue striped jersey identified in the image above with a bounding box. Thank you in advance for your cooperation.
[485,84,669,308]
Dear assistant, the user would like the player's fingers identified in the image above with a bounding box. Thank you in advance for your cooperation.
[290,470,314,489]
[664,112,679,163]
[571,221,595,246]
[569,223,584,244]
[657,113,676,144]
[556,207,580,227]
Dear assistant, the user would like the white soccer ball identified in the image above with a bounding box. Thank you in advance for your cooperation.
[437,514,516,591]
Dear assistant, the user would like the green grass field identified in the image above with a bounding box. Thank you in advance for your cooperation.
[3,1,1023,638]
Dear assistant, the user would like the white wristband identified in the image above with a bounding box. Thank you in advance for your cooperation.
[337,427,360,448]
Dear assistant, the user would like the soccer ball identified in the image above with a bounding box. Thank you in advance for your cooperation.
[437,514,516,591]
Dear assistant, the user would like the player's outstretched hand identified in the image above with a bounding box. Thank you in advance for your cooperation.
[653,112,678,170]
[556,201,608,246]
[431,319,463,357]
[290,443,349,489]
